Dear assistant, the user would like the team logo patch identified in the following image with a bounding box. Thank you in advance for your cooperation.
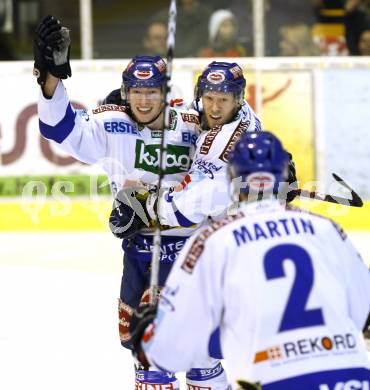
[103,120,138,134]
[193,158,222,179]
[229,65,243,80]
[133,69,153,79]
[254,332,357,365]
[169,109,177,130]
[246,172,275,191]
[134,140,191,174]
[151,130,162,139]
[154,58,166,73]
[206,71,225,84]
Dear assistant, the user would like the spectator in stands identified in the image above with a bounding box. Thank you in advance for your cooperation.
[142,21,167,58]
[345,0,370,21]
[344,0,370,54]
[199,9,247,57]
[265,0,316,56]
[358,28,370,54]
[279,22,321,56]
[152,0,211,57]
[312,0,349,55]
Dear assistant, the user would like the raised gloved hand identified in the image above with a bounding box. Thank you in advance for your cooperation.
[109,187,151,239]
[130,304,158,369]
[33,15,71,86]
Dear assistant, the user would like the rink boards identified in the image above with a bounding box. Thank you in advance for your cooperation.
[0,198,369,231]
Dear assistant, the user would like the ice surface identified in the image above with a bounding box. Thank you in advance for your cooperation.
[0,231,369,390]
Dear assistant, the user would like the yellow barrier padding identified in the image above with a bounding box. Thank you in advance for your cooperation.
[0,198,369,231]
[0,199,112,231]
[291,199,370,231]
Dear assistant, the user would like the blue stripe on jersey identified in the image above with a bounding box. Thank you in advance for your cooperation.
[263,368,370,389]
[186,362,224,381]
[39,103,76,143]
[208,327,223,359]
[165,191,196,227]
[174,208,195,228]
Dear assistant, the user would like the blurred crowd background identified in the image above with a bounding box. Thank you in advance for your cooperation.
[1,0,370,61]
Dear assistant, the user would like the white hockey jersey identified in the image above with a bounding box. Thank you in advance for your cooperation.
[38,80,200,240]
[143,200,370,388]
[156,101,262,227]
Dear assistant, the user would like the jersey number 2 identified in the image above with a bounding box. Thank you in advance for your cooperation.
[264,244,324,332]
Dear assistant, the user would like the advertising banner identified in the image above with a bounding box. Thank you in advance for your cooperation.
[0,59,369,230]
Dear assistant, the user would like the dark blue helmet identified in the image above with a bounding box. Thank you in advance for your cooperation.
[195,61,246,102]
[121,55,167,101]
[228,131,290,195]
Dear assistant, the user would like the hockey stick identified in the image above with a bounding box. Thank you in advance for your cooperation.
[363,312,370,333]
[150,0,177,305]
[296,173,363,207]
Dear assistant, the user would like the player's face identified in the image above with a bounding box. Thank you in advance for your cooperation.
[128,87,164,123]
[202,91,238,128]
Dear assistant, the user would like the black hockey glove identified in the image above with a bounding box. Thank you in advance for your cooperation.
[236,380,262,390]
[33,15,72,86]
[102,88,124,105]
[130,304,158,369]
[286,152,298,203]
[109,187,151,239]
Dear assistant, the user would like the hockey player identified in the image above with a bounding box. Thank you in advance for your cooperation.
[34,15,230,390]
[112,62,297,238]
[109,61,294,359]
[146,61,264,228]
[130,131,370,389]
[109,61,267,362]
[111,61,266,238]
